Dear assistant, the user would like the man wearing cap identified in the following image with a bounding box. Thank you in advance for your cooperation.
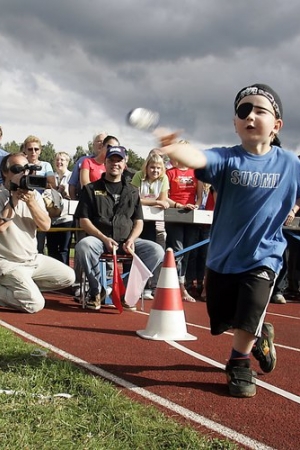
[74,145,164,311]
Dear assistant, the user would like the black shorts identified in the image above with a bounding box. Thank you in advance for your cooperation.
[205,266,276,336]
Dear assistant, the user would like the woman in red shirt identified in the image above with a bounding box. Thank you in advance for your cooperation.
[166,145,202,302]
[80,135,119,187]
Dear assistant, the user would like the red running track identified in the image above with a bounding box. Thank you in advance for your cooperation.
[0,291,299,450]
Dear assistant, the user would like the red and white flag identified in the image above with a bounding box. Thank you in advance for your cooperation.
[124,252,153,307]
[112,248,126,313]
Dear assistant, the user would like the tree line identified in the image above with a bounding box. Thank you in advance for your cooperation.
[2,140,145,171]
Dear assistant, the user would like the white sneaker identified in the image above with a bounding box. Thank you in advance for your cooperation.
[143,289,154,300]
[106,286,112,296]
[74,287,80,298]
[272,294,286,304]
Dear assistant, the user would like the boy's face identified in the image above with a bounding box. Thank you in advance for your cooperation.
[234,94,283,147]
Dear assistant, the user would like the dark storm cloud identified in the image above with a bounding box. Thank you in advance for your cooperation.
[2,1,300,61]
[1,0,300,153]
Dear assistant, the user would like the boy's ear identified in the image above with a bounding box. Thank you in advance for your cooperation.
[233,117,237,132]
[274,118,283,133]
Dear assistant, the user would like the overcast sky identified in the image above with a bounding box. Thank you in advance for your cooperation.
[1,0,300,159]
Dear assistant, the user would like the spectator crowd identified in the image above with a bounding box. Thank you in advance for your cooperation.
[0,124,299,316]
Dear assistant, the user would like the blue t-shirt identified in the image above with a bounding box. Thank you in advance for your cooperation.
[69,155,86,187]
[68,155,95,199]
[35,160,54,193]
[195,145,300,274]
[36,160,54,177]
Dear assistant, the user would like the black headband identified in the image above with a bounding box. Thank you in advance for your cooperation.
[234,84,282,119]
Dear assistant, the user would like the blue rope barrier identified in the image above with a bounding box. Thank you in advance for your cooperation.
[105,228,300,286]
[174,238,210,257]
[105,238,210,284]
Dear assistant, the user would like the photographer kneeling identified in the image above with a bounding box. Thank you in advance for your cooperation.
[0,152,75,313]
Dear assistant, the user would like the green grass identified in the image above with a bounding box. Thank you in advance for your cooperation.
[0,327,239,450]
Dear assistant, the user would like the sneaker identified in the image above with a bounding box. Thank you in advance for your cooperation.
[121,298,137,312]
[225,363,257,398]
[143,289,154,300]
[86,286,106,311]
[271,293,286,304]
[252,323,276,373]
[86,293,101,310]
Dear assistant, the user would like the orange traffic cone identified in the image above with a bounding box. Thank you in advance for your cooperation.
[137,248,197,341]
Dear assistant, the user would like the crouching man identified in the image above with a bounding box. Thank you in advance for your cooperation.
[0,153,75,313]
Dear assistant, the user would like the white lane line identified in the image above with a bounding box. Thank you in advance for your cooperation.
[268,312,300,320]
[167,341,300,404]
[275,343,300,352]
[0,319,274,450]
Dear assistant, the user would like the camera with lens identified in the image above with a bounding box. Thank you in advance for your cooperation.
[10,163,47,191]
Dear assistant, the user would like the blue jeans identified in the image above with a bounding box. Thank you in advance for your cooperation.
[46,220,73,265]
[165,222,199,284]
[75,236,164,296]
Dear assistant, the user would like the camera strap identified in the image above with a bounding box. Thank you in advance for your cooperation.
[8,191,15,211]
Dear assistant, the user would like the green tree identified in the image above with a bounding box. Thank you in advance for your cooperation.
[72,146,87,167]
[127,148,144,171]
[40,141,56,169]
[3,141,22,154]
[87,140,93,155]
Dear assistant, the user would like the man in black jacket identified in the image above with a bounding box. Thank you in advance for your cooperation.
[74,145,164,310]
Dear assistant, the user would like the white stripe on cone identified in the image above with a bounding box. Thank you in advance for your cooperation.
[137,310,197,341]
[156,267,179,289]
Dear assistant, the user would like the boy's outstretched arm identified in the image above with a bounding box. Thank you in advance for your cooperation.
[154,127,207,169]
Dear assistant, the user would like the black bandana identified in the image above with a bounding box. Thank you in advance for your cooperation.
[234,83,283,119]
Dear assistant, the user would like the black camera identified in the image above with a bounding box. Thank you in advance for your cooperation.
[10,163,47,191]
